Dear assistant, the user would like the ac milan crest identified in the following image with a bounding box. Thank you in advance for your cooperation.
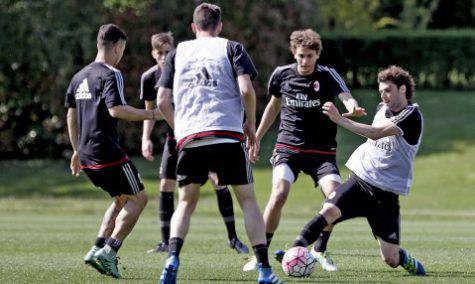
[313,81,320,92]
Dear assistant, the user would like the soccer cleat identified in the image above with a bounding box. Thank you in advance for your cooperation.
[274,250,285,263]
[159,255,179,284]
[311,250,338,272]
[400,250,426,276]
[84,246,107,274]
[94,246,121,278]
[229,237,249,254]
[258,263,284,284]
[147,242,169,253]
[242,256,258,272]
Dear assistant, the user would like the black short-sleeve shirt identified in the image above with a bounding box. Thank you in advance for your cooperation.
[140,65,174,138]
[269,64,350,154]
[157,40,257,90]
[385,103,423,145]
[65,62,127,167]
[140,65,161,101]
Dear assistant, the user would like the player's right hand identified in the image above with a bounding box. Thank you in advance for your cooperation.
[70,151,80,177]
[243,121,260,163]
[141,138,154,161]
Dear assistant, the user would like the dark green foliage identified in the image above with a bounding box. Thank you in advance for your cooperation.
[0,1,474,159]
[320,30,475,89]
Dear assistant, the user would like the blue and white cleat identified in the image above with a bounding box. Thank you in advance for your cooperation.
[400,250,426,276]
[159,255,179,284]
[229,237,249,254]
[273,250,285,263]
[257,263,283,284]
[311,250,338,272]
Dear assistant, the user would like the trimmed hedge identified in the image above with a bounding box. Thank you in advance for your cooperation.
[318,30,475,89]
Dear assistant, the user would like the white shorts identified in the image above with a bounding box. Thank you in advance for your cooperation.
[272,163,342,187]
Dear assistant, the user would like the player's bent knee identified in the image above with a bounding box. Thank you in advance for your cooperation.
[320,203,341,222]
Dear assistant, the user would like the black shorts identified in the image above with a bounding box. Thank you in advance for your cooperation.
[159,136,177,180]
[325,174,401,245]
[83,161,145,198]
[270,152,340,187]
[176,142,253,187]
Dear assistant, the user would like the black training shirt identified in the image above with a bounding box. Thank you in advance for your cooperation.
[140,65,174,138]
[65,62,128,168]
[269,63,350,155]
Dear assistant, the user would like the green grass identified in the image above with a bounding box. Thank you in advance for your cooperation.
[0,89,474,282]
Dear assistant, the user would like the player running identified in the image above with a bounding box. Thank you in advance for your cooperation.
[243,28,365,272]
[156,3,282,284]
[65,24,160,278]
[140,32,248,254]
[288,65,426,276]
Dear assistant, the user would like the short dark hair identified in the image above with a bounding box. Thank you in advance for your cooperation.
[193,3,221,31]
[289,29,322,56]
[378,66,416,100]
[97,24,127,48]
[151,32,174,50]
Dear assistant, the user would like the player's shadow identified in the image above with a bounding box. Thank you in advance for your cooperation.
[331,251,380,258]
[405,271,475,278]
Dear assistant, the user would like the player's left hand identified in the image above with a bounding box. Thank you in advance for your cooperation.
[70,151,81,177]
[342,106,367,118]
[243,121,260,163]
[322,102,343,124]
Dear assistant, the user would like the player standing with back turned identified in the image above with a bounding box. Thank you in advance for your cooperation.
[140,32,248,254]
[156,3,283,284]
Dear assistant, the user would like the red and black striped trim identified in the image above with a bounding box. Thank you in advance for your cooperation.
[177,130,244,149]
[275,143,336,155]
[80,156,129,169]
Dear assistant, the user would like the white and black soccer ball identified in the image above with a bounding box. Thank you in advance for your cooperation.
[281,246,316,277]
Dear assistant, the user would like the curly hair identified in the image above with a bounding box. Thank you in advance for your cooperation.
[289,29,322,55]
[378,66,415,100]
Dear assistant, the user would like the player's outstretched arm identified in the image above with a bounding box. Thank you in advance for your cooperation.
[66,107,80,176]
[157,87,174,130]
[142,100,156,161]
[256,96,281,142]
[322,102,401,140]
[338,92,366,118]
[237,74,259,163]
[108,105,159,122]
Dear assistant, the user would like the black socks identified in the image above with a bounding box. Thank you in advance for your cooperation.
[215,187,237,240]
[159,191,174,245]
[314,230,332,252]
[94,237,106,248]
[168,237,184,257]
[293,214,328,247]
[253,244,270,268]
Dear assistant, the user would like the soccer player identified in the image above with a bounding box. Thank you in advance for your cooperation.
[156,3,282,284]
[289,65,426,275]
[140,33,248,254]
[243,28,365,272]
[65,24,160,279]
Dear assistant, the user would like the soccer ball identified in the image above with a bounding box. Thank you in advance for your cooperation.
[281,246,316,277]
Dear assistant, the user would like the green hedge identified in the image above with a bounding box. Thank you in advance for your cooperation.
[318,30,475,89]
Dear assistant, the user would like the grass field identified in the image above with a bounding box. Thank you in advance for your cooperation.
[1,90,474,283]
